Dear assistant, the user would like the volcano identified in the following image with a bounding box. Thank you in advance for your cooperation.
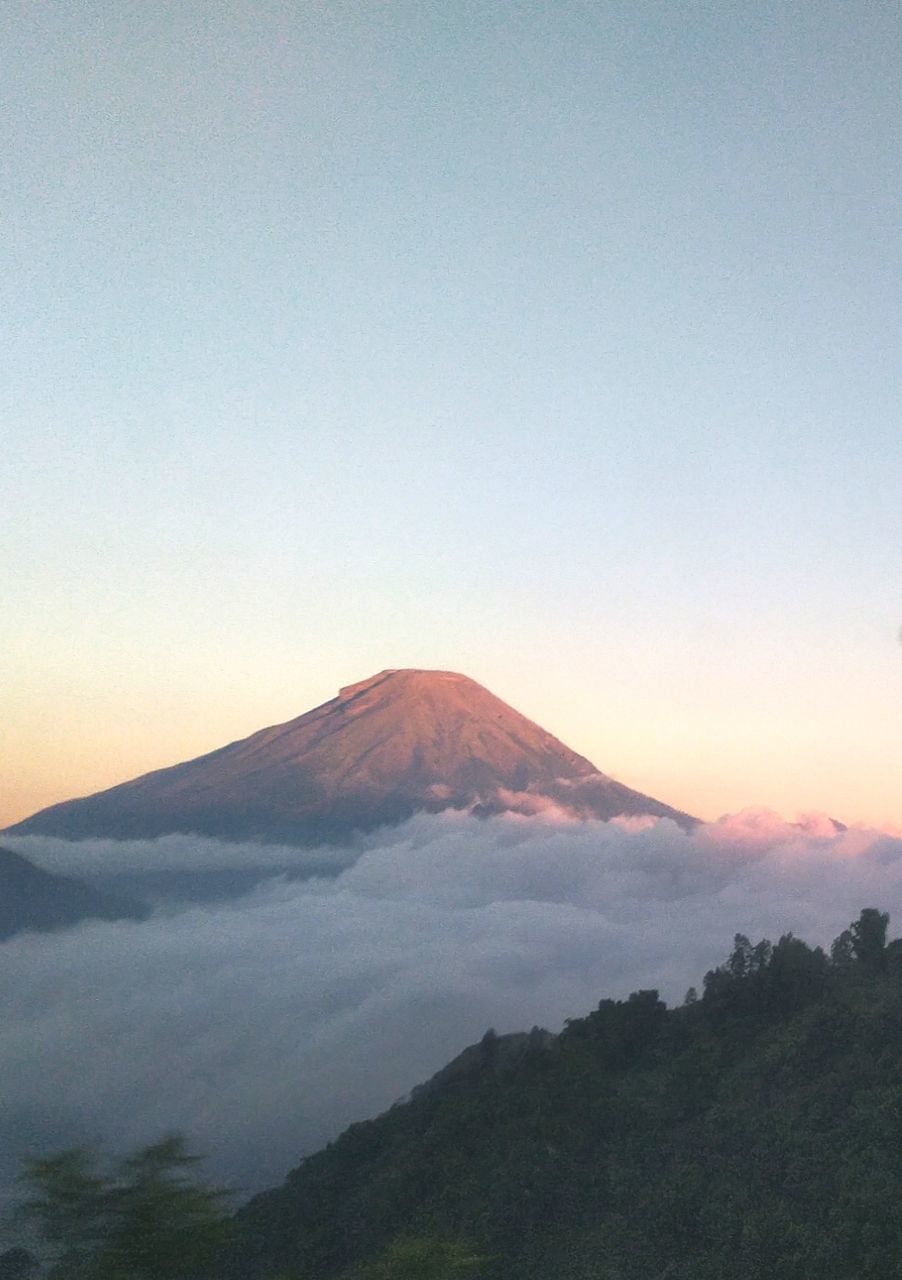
[5,669,695,843]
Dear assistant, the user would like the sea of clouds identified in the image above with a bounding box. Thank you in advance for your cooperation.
[4,809,902,1213]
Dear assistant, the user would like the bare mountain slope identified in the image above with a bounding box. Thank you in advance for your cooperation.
[6,669,695,843]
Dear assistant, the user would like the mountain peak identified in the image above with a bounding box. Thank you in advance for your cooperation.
[338,669,475,698]
[338,669,399,698]
[6,669,696,843]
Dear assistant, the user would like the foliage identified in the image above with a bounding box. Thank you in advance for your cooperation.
[0,1249,38,1280]
[16,1135,231,1280]
[850,907,889,971]
[229,909,902,1280]
[347,1235,487,1279]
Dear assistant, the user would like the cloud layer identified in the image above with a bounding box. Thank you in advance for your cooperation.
[4,811,902,1212]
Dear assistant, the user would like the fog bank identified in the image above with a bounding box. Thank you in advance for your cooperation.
[3,810,902,1208]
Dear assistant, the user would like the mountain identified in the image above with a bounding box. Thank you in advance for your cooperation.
[4,669,695,843]
[230,911,902,1280]
[0,845,146,940]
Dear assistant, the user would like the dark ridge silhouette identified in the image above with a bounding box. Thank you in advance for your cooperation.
[0,845,146,940]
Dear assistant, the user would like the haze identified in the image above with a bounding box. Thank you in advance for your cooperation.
[3,1,902,828]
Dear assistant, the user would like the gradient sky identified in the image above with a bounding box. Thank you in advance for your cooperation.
[3,0,901,829]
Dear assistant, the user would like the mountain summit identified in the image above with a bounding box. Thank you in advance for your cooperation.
[6,669,694,842]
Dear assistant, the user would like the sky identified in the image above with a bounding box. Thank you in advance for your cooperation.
[3,0,902,828]
[4,810,902,1206]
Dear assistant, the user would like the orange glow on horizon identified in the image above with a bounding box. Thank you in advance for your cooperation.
[3,647,902,833]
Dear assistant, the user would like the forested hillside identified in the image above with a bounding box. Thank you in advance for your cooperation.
[232,909,902,1280]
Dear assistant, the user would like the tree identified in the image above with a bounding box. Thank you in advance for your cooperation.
[727,934,753,981]
[850,908,889,972]
[762,934,828,1013]
[478,1028,498,1064]
[830,928,855,967]
[16,1135,231,1280]
[16,1147,108,1274]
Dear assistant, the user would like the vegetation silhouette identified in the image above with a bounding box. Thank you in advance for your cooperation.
[343,1236,488,1279]
[15,1135,231,1280]
[230,908,902,1279]
[12,908,902,1279]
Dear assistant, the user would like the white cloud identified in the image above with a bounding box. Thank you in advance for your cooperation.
[5,831,358,877]
[3,810,902,1210]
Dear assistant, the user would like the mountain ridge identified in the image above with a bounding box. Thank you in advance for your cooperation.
[0,845,146,940]
[5,669,695,843]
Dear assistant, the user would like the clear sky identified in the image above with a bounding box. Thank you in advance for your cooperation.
[3,0,901,829]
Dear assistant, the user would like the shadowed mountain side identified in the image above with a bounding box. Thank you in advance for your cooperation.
[0,846,146,940]
[5,670,695,843]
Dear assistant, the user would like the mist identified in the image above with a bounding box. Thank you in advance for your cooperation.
[4,810,902,1211]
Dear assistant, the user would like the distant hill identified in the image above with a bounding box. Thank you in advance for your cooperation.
[0,845,146,940]
[5,669,695,844]
[230,909,902,1280]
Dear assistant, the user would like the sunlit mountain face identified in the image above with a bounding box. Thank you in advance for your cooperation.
[4,669,695,845]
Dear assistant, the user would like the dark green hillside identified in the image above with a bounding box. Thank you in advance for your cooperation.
[233,909,902,1280]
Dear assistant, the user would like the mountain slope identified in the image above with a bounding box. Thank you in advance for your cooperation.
[0,845,146,940]
[230,914,902,1280]
[5,669,694,843]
